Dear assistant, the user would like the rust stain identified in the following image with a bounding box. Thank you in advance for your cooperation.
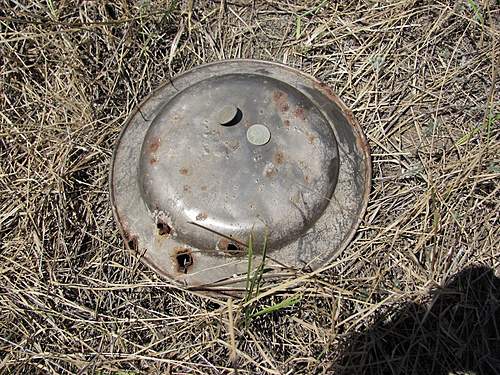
[265,166,277,177]
[122,226,136,249]
[314,81,337,102]
[274,151,285,165]
[356,132,371,156]
[306,131,317,144]
[273,90,289,112]
[314,81,357,129]
[283,120,290,128]
[294,107,306,120]
[179,167,190,176]
[196,212,208,221]
[150,158,157,165]
[314,80,369,155]
[343,109,358,135]
[273,90,285,101]
[314,80,371,179]
[304,175,311,183]
[149,138,160,152]
[218,238,229,248]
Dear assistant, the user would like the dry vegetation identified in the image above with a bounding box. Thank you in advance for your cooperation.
[1,0,499,374]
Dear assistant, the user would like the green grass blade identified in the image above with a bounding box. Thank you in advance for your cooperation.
[250,294,302,318]
[244,233,254,303]
[254,231,268,297]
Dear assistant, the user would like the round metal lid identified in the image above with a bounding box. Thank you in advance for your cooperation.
[110,60,371,293]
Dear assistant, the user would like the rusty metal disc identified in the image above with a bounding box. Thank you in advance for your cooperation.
[110,60,371,294]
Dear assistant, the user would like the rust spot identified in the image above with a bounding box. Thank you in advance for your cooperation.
[314,81,337,102]
[294,107,306,120]
[183,185,191,193]
[356,132,371,157]
[179,168,190,176]
[196,212,208,221]
[273,90,289,112]
[274,151,285,165]
[149,138,160,152]
[306,131,317,144]
[173,248,193,274]
[265,166,277,177]
[313,80,369,156]
[200,185,208,191]
[156,220,172,236]
[150,158,157,165]
[313,81,357,126]
[283,120,290,128]
[273,90,285,101]
[315,82,369,153]
[304,175,311,183]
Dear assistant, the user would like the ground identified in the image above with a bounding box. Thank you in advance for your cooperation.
[0,0,499,374]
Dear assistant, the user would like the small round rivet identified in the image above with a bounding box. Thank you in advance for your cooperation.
[247,124,271,146]
[217,105,239,126]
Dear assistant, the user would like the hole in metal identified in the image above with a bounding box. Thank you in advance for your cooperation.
[176,251,193,274]
[218,105,242,126]
[127,237,137,251]
[217,238,242,254]
[157,221,171,236]
[221,108,242,127]
[226,243,239,251]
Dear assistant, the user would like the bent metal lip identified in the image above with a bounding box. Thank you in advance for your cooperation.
[110,59,371,295]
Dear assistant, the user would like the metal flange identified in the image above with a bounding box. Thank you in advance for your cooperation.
[110,60,371,294]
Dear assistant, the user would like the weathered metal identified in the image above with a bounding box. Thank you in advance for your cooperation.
[110,60,371,294]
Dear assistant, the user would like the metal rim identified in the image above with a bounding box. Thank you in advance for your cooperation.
[109,59,371,294]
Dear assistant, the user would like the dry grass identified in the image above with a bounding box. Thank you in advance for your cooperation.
[1,0,499,374]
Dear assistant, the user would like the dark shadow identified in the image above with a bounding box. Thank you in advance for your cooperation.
[333,266,500,375]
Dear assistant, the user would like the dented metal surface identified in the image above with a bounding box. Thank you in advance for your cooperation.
[110,59,371,294]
